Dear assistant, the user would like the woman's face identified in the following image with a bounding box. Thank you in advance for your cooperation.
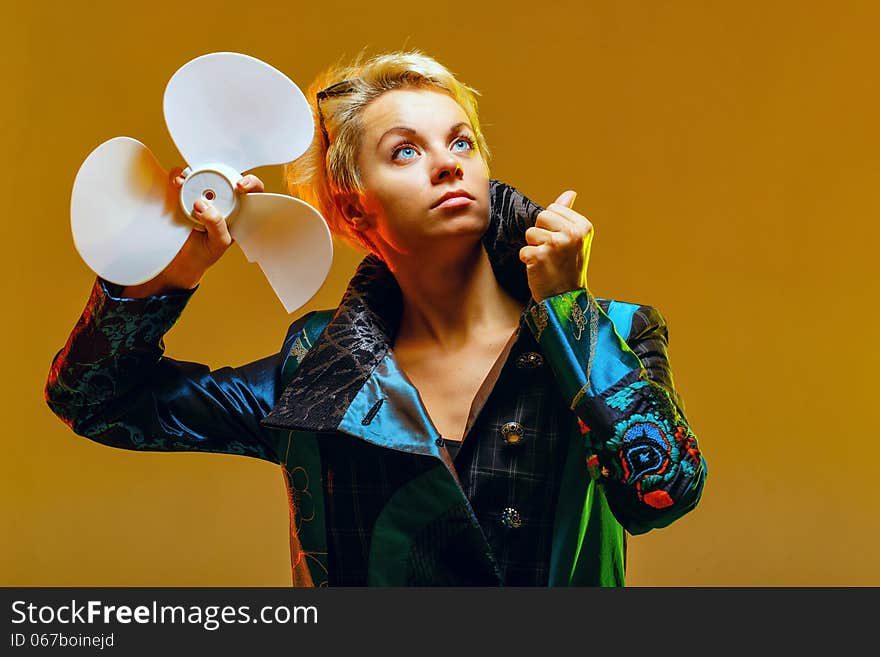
[351,87,490,259]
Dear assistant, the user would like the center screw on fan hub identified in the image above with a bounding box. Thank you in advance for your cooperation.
[179,163,242,229]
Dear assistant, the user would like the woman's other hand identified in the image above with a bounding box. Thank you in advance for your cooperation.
[519,190,594,302]
[121,169,265,297]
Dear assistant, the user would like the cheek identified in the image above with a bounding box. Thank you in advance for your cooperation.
[357,189,412,243]
[471,159,489,185]
[366,174,421,218]
[374,197,418,239]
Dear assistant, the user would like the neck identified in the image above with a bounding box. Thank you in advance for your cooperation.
[387,242,524,350]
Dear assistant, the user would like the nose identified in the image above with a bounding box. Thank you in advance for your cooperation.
[432,155,463,184]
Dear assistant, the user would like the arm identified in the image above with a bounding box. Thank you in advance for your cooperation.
[45,277,307,462]
[525,289,706,534]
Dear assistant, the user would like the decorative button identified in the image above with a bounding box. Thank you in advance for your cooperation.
[500,421,526,446]
[515,351,544,369]
[500,507,523,529]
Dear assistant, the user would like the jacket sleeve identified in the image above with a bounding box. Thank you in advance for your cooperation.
[45,277,307,463]
[524,288,707,535]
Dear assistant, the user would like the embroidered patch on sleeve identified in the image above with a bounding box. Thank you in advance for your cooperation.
[606,380,649,411]
[529,304,549,342]
[599,380,702,510]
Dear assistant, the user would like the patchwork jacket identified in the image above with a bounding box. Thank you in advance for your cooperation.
[45,180,706,587]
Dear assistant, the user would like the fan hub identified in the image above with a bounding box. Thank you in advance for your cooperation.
[179,163,241,229]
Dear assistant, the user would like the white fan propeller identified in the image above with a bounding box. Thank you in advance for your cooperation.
[70,52,333,314]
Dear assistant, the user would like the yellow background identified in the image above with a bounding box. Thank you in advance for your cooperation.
[3,0,877,586]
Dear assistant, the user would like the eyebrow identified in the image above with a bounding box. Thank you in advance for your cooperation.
[376,121,472,148]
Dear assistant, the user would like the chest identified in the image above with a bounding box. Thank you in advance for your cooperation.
[393,333,514,439]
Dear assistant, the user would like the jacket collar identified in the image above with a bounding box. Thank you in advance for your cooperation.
[261,179,542,434]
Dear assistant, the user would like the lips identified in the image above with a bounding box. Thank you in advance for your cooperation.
[431,190,475,209]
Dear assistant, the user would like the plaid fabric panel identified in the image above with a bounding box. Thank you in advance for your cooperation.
[405,502,502,586]
[454,327,572,587]
[318,433,440,586]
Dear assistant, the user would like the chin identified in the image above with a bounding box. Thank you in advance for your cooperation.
[432,210,489,240]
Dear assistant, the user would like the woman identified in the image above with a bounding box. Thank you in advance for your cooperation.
[46,51,706,586]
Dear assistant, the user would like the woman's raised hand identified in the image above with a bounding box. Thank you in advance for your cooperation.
[519,190,594,303]
[120,169,265,298]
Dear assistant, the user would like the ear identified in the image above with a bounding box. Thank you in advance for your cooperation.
[337,191,374,231]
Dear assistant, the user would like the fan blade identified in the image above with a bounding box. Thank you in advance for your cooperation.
[163,52,314,173]
[70,137,193,286]
[230,193,333,314]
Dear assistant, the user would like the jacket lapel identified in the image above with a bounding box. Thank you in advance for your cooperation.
[262,254,400,434]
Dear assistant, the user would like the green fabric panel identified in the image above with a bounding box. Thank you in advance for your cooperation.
[571,475,596,582]
[524,289,642,407]
[280,310,334,383]
[548,437,626,586]
[367,465,467,586]
[304,310,334,345]
[568,486,626,587]
[548,426,591,586]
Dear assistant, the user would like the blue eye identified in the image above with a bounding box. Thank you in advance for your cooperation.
[393,145,418,161]
[452,137,473,152]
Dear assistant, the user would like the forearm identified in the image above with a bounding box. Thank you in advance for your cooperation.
[45,277,279,461]
[47,278,194,414]
[525,288,706,534]
[121,258,205,298]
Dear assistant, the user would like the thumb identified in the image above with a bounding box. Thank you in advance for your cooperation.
[554,189,577,209]
[193,198,232,249]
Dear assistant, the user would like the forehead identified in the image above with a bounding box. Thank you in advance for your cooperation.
[361,88,471,136]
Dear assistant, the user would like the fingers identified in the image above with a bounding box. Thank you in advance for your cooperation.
[534,208,593,240]
[555,190,577,209]
[535,190,593,241]
[534,209,569,231]
[519,244,546,265]
[168,168,266,194]
[192,198,233,252]
[541,189,580,224]
[169,166,187,189]
[537,203,589,230]
[236,174,265,193]
[521,191,591,300]
[525,226,555,246]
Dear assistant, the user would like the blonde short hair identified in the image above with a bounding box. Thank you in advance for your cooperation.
[283,50,490,253]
